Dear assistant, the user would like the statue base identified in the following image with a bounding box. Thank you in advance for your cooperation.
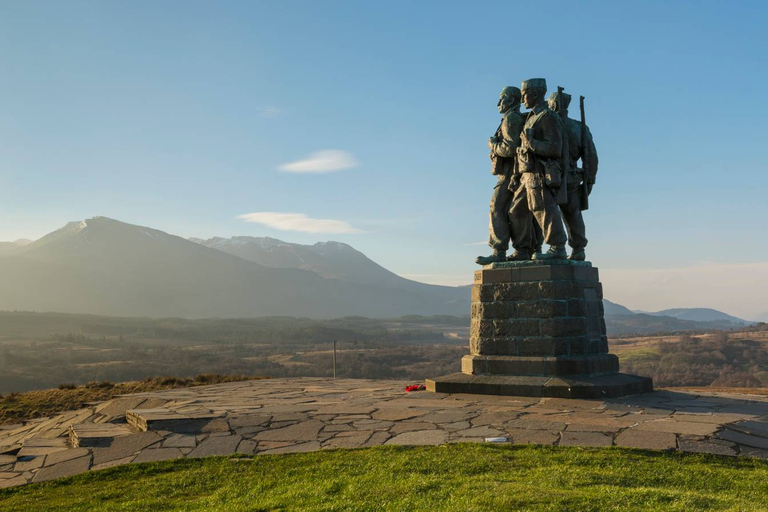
[425,372,652,399]
[426,261,652,399]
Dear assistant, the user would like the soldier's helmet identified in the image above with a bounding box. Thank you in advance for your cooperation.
[500,86,521,102]
[548,91,572,110]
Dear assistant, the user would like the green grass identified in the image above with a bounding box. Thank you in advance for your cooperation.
[2,444,768,511]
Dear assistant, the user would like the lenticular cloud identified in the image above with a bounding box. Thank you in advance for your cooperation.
[278,150,358,173]
[237,212,365,234]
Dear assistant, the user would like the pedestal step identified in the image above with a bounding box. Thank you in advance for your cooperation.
[69,423,135,448]
[126,409,221,432]
[426,373,653,399]
[462,354,619,376]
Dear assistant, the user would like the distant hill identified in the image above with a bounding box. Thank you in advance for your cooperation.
[648,308,750,326]
[603,300,634,316]
[0,217,468,319]
[602,301,752,335]
[191,236,452,294]
[0,239,31,257]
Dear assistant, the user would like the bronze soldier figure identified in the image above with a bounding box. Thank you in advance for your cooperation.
[476,86,528,265]
[548,91,599,261]
[509,78,568,260]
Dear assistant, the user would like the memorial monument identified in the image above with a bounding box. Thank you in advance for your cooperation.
[427,78,653,398]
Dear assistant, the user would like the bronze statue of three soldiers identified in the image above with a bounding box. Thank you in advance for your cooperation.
[477,78,598,265]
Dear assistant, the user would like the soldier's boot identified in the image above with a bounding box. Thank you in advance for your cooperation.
[532,245,568,260]
[569,248,586,261]
[507,250,532,261]
[475,250,506,266]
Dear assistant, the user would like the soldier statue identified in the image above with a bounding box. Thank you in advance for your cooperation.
[548,91,599,261]
[508,78,569,260]
[476,87,529,265]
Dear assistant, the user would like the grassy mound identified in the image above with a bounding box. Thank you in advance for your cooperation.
[1,444,767,511]
[0,374,268,426]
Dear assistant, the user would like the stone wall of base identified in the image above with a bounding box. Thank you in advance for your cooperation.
[427,261,653,399]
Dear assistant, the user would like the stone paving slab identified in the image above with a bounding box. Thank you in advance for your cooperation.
[2,378,768,488]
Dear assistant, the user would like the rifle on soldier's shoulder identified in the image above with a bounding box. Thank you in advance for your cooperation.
[555,86,568,205]
[580,95,590,211]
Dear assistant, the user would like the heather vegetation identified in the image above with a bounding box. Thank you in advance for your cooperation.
[618,332,768,387]
[1,311,767,394]
[0,374,266,426]
[0,312,467,394]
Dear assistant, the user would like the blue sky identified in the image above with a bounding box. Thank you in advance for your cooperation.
[1,1,767,317]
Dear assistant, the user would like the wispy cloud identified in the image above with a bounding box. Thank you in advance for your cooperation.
[463,241,488,246]
[279,150,358,174]
[259,106,281,119]
[237,212,365,234]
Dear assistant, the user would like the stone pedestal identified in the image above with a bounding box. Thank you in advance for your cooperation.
[426,261,652,399]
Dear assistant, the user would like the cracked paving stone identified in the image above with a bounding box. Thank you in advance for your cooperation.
[236,440,258,454]
[163,434,197,448]
[716,430,768,450]
[255,420,324,442]
[372,409,427,422]
[615,429,676,450]
[389,422,438,434]
[559,431,613,447]
[362,431,391,447]
[133,448,184,463]
[504,429,558,445]
[92,432,163,466]
[678,436,736,456]
[453,426,505,438]
[188,435,241,458]
[259,441,322,454]
[385,430,448,446]
[635,419,718,436]
[33,455,92,483]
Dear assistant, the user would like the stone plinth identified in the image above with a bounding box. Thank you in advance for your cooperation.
[426,261,653,398]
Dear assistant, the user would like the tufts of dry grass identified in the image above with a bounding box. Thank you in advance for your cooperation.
[0,374,269,426]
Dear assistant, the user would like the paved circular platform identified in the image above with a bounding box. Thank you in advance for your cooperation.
[2,377,768,488]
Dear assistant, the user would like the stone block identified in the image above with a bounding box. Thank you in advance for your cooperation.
[462,354,619,377]
[568,336,593,355]
[516,300,568,319]
[472,319,540,339]
[538,281,581,300]
[540,318,587,338]
[473,282,540,302]
[479,268,516,284]
[568,299,587,317]
[471,302,517,319]
[469,336,516,355]
[517,337,570,357]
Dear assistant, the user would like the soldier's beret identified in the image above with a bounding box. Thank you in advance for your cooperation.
[521,78,547,90]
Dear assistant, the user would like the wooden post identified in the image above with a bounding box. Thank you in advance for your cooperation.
[333,340,337,378]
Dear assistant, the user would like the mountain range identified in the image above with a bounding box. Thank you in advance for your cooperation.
[0,217,467,318]
[0,217,756,329]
